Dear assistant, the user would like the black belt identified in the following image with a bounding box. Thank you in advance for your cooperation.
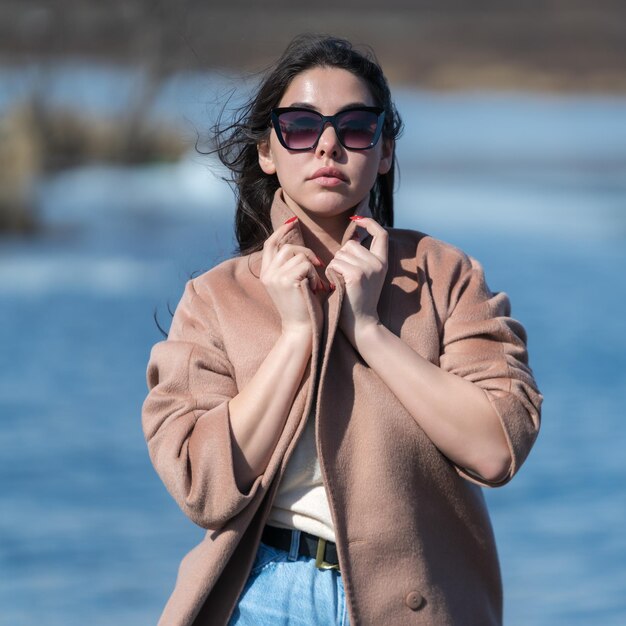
[261,526,340,571]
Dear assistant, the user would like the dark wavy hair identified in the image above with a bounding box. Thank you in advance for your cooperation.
[212,33,403,256]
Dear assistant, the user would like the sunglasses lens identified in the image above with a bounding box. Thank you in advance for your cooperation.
[277,111,322,150]
[336,110,380,149]
[274,108,383,150]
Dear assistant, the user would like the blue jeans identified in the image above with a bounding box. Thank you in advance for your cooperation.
[227,530,350,625]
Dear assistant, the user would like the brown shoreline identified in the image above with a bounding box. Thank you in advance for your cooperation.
[1,1,625,93]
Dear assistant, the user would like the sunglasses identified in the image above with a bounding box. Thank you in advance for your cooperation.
[270,106,385,151]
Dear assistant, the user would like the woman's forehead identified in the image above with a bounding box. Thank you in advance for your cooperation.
[279,67,375,110]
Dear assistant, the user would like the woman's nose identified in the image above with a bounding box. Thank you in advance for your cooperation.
[315,123,342,158]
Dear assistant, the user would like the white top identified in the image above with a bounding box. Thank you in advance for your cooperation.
[265,197,374,544]
[267,409,336,542]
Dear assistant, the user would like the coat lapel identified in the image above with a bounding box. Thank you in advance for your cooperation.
[266,188,375,366]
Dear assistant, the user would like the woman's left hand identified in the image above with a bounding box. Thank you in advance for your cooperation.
[326,217,388,344]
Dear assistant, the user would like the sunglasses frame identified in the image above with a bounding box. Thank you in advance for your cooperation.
[270,106,385,151]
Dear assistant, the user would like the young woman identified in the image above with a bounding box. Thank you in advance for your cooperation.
[142,34,542,626]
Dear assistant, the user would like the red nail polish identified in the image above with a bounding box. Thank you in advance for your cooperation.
[329,282,336,290]
[284,216,298,224]
[316,257,325,267]
[349,215,364,221]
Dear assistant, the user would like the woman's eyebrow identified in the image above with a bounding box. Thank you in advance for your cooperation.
[337,102,371,111]
[285,102,319,111]
[283,101,372,112]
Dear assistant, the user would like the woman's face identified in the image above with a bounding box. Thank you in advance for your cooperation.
[258,66,393,220]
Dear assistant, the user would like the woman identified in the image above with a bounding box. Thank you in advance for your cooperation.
[142,34,542,626]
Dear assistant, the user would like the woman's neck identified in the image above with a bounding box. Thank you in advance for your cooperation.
[280,193,352,264]
[297,214,348,263]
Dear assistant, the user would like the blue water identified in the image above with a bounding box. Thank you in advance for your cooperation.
[1,70,625,625]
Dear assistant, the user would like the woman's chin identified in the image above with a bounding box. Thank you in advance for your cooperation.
[284,191,364,219]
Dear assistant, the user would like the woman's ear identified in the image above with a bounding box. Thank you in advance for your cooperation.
[377,139,394,175]
[257,139,277,175]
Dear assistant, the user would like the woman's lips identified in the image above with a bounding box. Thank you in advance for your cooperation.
[310,167,348,186]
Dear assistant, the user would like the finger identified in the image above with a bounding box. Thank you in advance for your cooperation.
[333,244,385,279]
[306,264,325,294]
[326,258,357,284]
[334,240,373,264]
[349,217,388,263]
[261,218,299,271]
[272,243,323,270]
[279,251,316,277]
[276,252,324,291]
[286,258,324,293]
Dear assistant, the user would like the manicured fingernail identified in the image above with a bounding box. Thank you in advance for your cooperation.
[329,282,336,290]
[315,257,325,267]
[349,215,364,221]
[284,216,298,224]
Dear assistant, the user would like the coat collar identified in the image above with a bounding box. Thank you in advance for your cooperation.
[265,188,375,361]
[268,188,374,249]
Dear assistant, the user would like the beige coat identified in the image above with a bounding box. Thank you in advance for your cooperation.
[142,191,542,625]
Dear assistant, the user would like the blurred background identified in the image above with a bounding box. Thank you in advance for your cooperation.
[1,2,625,625]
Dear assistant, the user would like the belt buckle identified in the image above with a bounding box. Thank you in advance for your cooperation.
[315,538,339,571]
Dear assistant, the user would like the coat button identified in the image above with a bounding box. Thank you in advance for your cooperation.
[405,591,424,610]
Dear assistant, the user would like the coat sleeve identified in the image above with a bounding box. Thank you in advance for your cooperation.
[141,279,263,529]
[438,252,542,487]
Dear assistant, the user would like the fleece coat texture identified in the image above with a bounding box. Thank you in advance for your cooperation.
[142,191,542,626]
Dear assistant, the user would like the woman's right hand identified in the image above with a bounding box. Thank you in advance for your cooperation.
[260,218,324,333]
[227,218,323,491]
